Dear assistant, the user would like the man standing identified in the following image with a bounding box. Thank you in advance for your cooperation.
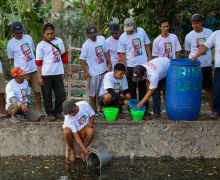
[36,23,72,121]
[152,18,182,59]
[80,25,112,114]
[191,29,220,117]
[105,22,121,69]
[7,21,42,112]
[118,17,152,114]
[185,14,214,114]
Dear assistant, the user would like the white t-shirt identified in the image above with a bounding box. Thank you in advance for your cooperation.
[63,101,95,133]
[5,79,30,110]
[0,60,3,73]
[152,33,182,59]
[184,28,213,67]
[36,37,65,76]
[80,36,107,76]
[7,34,37,73]
[204,30,220,68]
[118,27,151,67]
[106,36,120,69]
[142,57,170,89]
[99,71,128,96]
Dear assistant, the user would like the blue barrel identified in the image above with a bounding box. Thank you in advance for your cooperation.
[165,58,202,121]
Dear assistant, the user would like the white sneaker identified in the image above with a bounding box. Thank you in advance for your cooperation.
[9,116,21,123]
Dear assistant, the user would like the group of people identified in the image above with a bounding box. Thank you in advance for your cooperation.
[1,13,220,162]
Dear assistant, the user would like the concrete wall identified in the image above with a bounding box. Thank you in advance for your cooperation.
[0,120,220,158]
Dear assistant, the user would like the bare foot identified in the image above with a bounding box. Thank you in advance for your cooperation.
[66,146,75,162]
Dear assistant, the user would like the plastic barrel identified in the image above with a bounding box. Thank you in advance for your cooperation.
[165,58,202,121]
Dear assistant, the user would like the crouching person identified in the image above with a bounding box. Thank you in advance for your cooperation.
[62,99,95,162]
[6,67,41,123]
[98,63,131,112]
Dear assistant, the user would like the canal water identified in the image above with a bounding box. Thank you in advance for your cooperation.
[0,157,220,179]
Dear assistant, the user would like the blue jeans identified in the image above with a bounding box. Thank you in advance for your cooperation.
[213,68,220,114]
[152,78,166,115]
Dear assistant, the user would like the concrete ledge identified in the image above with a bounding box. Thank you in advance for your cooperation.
[0,118,220,158]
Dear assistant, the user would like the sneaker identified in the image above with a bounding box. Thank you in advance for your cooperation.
[56,113,64,119]
[46,114,56,121]
[9,116,21,123]
[145,112,152,117]
[208,112,218,119]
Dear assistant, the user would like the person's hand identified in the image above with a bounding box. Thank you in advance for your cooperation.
[20,102,29,112]
[84,71,89,80]
[38,76,44,86]
[190,56,196,62]
[136,102,143,109]
[108,64,112,72]
[88,121,95,129]
[83,148,90,158]
[67,70,74,77]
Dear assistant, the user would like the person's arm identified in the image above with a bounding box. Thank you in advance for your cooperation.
[191,45,209,61]
[36,66,44,86]
[80,60,89,80]
[118,53,126,66]
[137,88,156,109]
[145,44,152,61]
[73,133,89,156]
[107,88,125,101]
[104,52,112,71]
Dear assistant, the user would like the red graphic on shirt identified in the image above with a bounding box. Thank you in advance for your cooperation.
[52,45,61,63]
[164,42,172,58]
[146,61,157,71]
[95,45,104,64]
[132,38,142,57]
[20,43,33,62]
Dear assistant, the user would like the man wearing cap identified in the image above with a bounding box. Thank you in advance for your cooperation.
[132,57,170,117]
[185,14,214,115]
[118,17,152,114]
[62,99,95,162]
[0,59,7,117]
[105,22,121,69]
[191,25,220,117]
[5,67,41,123]
[152,18,182,59]
[80,25,112,114]
[7,21,42,113]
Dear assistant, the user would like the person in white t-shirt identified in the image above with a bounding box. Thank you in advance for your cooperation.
[118,17,152,116]
[132,57,170,117]
[0,60,7,117]
[80,25,112,114]
[191,29,220,117]
[7,21,42,113]
[153,18,182,59]
[98,63,131,110]
[36,23,72,121]
[62,99,95,162]
[105,22,121,69]
[185,14,214,114]
[5,67,41,123]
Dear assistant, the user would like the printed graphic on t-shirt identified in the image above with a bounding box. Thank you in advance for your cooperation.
[164,42,172,59]
[146,61,157,71]
[95,45,104,64]
[196,38,206,55]
[21,89,27,102]
[78,114,88,126]
[20,43,33,62]
[132,38,142,57]
[52,45,61,63]
[113,82,120,93]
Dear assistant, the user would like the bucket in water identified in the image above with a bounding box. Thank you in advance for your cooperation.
[130,109,145,121]
[103,107,119,122]
[165,58,202,121]
[86,150,113,168]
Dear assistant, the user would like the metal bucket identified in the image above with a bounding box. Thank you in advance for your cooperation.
[86,150,112,169]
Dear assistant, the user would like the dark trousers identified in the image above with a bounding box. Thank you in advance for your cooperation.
[213,68,220,114]
[41,75,65,115]
[127,67,148,110]
[152,78,166,115]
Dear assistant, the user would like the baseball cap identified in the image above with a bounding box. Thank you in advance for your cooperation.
[86,25,97,36]
[124,17,135,32]
[191,14,204,22]
[11,67,27,77]
[62,99,76,115]
[132,65,146,82]
[109,22,120,33]
[11,21,24,33]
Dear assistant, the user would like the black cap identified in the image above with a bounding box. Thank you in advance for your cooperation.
[11,21,24,33]
[62,99,76,115]
[132,65,146,82]
[109,22,120,33]
[86,25,97,36]
[191,14,204,22]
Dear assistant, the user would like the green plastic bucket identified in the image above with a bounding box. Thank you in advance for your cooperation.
[103,107,119,122]
[130,109,145,121]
